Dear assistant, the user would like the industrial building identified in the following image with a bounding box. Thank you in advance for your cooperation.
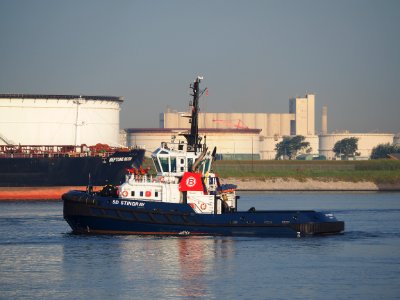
[395,134,400,146]
[129,92,395,160]
[0,94,122,146]
[319,132,395,160]
[318,106,395,159]
[161,94,317,159]
[2,93,395,160]
[126,128,261,160]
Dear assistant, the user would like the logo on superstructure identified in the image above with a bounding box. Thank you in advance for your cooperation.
[186,176,197,187]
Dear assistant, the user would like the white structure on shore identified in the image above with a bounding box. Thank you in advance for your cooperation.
[319,132,395,160]
[131,94,399,159]
[394,134,400,146]
[162,94,317,159]
[129,92,395,160]
[0,94,123,146]
[126,128,261,160]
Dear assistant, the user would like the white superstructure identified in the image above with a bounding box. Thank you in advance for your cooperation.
[0,94,122,146]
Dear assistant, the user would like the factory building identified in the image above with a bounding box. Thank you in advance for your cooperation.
[3,93,394,160]
[162,94,317,159]
[319,132,395,160]
[126,128,261,159]
[289,94,315,136]
[317,106,395,159]
[0,94,122,146]
[394,134,400,146]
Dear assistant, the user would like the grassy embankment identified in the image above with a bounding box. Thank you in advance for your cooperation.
[213,160,400,184]
[142,158,400,184]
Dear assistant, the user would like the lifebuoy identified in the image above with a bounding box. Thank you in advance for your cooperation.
[200,203,207,210]
[121,190,128,197]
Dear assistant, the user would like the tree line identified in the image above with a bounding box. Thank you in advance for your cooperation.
[275,135,400,160]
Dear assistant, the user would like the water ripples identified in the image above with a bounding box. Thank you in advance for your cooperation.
[1,192,400,299]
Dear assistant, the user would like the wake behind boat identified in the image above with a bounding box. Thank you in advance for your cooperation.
[63,76,344,237]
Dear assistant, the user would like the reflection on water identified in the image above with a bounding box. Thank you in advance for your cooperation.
[1,192,400,299]
[176,238,234,298]
[60,236,236,299]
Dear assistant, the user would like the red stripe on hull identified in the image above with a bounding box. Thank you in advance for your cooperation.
[0,186,101,201]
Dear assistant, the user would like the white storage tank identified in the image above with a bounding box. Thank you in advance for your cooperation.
[0,94,122,146]
[319,133,395,159]
[394,134,400,146]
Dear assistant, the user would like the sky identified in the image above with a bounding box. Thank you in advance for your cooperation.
[0,0,399,134]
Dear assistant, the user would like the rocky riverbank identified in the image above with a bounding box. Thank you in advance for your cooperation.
[224,178,400,191]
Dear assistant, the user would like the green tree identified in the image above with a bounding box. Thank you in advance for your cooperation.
[333,137,359,159]
[275,135,310,160]
[370,143,400,159]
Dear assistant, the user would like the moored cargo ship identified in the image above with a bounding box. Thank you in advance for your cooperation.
[0,144,145,200]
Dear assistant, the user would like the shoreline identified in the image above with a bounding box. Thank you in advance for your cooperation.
[0,179,399,201]
[224,178,400,192]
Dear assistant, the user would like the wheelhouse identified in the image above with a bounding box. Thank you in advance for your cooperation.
[151,141,212,177]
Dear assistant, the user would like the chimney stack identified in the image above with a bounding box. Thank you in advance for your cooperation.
[321,106,328,134]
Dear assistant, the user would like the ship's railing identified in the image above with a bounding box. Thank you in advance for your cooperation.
[126,174,154,183]
[0,144,141,159]
[0,151,120,159]
[126,174,179,184]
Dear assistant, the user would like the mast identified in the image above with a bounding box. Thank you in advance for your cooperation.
[184,76,203,151]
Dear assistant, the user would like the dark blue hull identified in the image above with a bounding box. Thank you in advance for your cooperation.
[0,149,145,187]
[63,191,344,237]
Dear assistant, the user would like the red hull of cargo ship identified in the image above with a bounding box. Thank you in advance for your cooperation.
[0,186,105,201]
[0,145,145,200]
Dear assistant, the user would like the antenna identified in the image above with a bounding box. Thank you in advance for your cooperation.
[183,76,206,151]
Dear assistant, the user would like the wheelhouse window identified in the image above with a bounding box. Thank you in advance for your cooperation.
[159,157,169,172]
[152,157,161,173]
[187,158,194,172]
[170,157,177,172]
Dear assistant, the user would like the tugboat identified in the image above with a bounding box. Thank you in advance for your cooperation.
[63,76,344,237]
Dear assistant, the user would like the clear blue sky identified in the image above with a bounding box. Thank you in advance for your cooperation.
[1,0,399,133]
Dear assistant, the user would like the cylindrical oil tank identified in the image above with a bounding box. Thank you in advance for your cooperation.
[394,134,400,146]
[319,133,394,160]
[0,94,122,146]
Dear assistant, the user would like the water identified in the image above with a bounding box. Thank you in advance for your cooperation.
[1,192,400,300]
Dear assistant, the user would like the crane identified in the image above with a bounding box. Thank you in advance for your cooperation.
[212,119,249,129]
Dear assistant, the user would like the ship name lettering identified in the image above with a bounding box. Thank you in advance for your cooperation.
[120,200,145,207]
[109,157,131,162]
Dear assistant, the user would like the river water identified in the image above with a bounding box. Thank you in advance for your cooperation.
[0,192,399,300]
